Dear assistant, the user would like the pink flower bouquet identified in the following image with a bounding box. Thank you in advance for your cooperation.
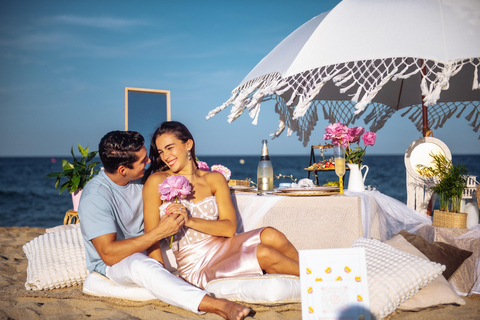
[158,175,192,201]
[158,175,191,247]
[323,122,376,166]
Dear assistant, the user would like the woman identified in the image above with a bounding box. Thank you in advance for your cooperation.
[142,121,299,289]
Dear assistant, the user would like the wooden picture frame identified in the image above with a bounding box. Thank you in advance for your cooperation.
[125,87,171,145]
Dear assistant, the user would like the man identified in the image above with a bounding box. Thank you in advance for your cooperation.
[78,130,251,320]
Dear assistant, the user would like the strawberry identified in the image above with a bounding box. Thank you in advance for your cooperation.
[325,161,334,168]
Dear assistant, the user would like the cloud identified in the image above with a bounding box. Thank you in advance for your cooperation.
[0,32,71,51]
[49,15,150,30]
[0,26,174,60]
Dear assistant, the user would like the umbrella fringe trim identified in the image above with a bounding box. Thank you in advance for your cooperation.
[210,57,480,144]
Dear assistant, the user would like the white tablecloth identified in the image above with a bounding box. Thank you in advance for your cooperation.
[231,190,431,250]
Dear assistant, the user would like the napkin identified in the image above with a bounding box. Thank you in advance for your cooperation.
[290,178,315,189]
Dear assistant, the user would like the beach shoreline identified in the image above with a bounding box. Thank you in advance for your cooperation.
[1,226,479,319]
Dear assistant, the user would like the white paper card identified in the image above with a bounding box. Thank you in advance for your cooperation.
[299,248,371,320]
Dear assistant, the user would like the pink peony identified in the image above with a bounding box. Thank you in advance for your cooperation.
[158,175,192,201]
[323,122,350,146]
[349,127,365,144]
[197,161,210,171]
[362,132,376,147]
[211,164,231,180]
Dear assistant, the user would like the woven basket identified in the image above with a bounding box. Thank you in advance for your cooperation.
[432,210,467,229]
[477,185,480,209]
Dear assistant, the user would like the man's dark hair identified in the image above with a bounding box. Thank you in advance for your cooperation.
[99,131,145,173]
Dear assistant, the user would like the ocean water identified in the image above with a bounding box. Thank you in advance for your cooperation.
[1,155,479,228]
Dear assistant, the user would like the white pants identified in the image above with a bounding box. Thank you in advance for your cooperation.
[106,252,206,314]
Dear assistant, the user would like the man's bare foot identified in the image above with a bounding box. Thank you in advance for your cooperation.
[199,294,253,320]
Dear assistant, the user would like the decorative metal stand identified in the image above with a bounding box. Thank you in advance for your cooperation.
[307,144,334,185]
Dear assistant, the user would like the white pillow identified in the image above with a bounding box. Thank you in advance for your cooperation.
[45,224,79,233]
[83,272,156,301]
[205,274,300,304]
[23,224,89,290]
[83,272,301,305]
[351,238,445,319]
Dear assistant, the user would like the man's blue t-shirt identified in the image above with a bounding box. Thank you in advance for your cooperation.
[78,170,144,275]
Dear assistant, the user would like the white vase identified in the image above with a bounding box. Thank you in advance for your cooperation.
[71,189,83,211]
[347,163,369,192]
[461,198,479,228]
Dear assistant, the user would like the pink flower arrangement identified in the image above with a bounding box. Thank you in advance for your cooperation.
[211,164,231,180]
[196,158,232,181]
[197,161,210,171]
[158,175,192,201]
[323,122,376,165]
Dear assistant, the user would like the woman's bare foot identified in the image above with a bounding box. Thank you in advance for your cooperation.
[199,295,253,320]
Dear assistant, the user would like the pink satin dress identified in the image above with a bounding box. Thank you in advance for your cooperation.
[159,196,264,289]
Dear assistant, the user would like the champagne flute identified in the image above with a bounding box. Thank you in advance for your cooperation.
[333,145,346,194]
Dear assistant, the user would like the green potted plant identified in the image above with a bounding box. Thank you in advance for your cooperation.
[428,153,453,211]
[418,153,468,227]
[448,164,468,213]
[47,144,100,211]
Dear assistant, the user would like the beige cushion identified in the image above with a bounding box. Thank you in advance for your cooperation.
[385,235,465,311]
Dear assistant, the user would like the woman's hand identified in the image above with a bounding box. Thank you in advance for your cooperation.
[166,203,190,226]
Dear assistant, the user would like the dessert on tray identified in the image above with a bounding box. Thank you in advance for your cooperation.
[305,158,335,171]
[228,179,251,187]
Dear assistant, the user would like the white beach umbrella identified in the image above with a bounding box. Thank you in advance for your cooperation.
[207,0,480,145]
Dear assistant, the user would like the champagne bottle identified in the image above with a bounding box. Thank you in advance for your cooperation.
[257,140,273,194]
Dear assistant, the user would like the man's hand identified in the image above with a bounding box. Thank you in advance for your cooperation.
[154,212,185,238]
[166,203,191,226]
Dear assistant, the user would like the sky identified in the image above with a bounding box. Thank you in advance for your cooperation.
[1,0,479,157]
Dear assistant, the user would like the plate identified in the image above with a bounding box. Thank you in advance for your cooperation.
[229,186,255,191]
[277,186,339,193]
[272,190,340,197]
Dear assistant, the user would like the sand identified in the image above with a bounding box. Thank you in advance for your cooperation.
[1,226,479,320]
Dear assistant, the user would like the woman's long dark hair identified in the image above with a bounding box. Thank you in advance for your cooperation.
[142,121,198,183]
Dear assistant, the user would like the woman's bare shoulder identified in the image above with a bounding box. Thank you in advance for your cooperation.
[202,171,229,194]
[144,171,170,187]
[202,170,225,183]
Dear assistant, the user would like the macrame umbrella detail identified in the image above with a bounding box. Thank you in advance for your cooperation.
[207,0,480,146]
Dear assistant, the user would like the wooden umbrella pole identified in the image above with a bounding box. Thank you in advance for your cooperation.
[421,61,434,215]
[422,104,433,137]
[420,60,433,137]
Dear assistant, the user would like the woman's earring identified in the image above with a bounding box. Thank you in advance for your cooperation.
[188,150,191,160]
